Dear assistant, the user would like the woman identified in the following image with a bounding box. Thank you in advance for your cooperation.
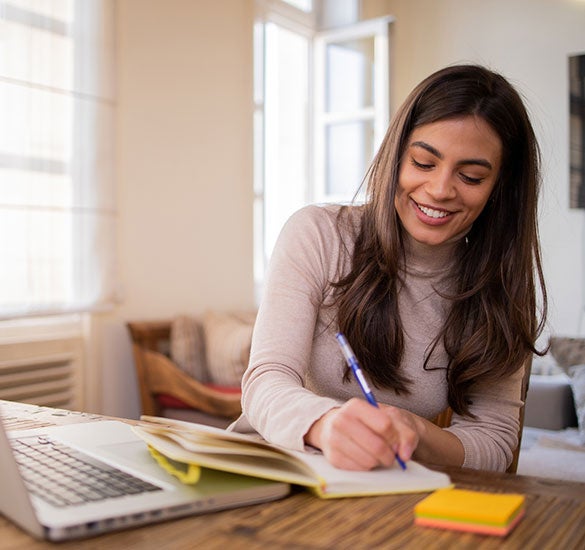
[230,64,547,472]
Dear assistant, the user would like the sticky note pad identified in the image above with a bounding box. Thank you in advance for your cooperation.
[414,488,525,536]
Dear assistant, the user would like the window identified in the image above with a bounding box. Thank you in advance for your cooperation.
[282,0,312,12]
[313,19,390,204]
[254,0,391,298]
[0,0,116,320]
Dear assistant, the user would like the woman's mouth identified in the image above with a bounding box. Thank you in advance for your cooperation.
[415,201,452,219]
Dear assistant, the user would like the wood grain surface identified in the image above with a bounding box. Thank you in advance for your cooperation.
[2,401,584,550]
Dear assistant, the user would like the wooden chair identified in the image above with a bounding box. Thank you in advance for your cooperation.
[432,358,532,474]
[127,320,242,427]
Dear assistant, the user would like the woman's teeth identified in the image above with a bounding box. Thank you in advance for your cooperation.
[418,204,449,219]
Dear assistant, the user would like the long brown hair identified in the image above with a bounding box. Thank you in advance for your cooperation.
[333,64,547,416]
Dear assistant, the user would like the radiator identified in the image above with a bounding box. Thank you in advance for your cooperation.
[0,337,84,410]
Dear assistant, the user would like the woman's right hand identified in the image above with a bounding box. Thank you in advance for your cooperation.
[303,398,418,471]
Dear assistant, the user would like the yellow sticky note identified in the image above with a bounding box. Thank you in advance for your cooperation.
[414,488,525,526]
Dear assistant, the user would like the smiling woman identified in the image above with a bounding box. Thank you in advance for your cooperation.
[394,116,502,246]
[231,64,547,475]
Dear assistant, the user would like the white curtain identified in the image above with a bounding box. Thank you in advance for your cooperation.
[0,0,117,319]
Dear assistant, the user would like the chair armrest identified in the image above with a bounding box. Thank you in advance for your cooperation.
[127,320,172,354]
[141,349,242,418]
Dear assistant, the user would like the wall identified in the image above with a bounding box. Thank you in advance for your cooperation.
[93,0,585,418]
[89,0,255,418]
[116,0,255,319]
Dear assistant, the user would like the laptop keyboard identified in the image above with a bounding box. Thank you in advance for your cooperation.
[10,436,162,508]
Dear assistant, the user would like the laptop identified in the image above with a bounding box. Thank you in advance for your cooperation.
[0,416,289,541]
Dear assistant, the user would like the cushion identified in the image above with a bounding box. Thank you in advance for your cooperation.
[202,310,256,387]
[549,337,585,368]
[157,385,241,410]
[531,350,564,376]
[563,364,585,444]
[170,315,208,383]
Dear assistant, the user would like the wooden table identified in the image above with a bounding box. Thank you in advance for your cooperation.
[2,401,585,550]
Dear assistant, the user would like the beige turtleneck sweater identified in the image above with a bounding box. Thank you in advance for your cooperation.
[230,204,524,472]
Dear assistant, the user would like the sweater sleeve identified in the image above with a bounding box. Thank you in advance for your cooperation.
[444,364,526,471]
[235,205,345,450]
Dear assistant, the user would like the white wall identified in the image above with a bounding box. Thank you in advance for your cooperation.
[116,0,255,319]
[88,0,255,418]
[91,0,585,418]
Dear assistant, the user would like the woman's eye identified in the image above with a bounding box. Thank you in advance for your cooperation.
[411,158,433,170]
[460,173,484,185]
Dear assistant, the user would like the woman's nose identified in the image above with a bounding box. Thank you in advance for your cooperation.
[425,170,457,200]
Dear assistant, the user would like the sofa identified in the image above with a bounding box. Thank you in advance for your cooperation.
[519,337,585,481]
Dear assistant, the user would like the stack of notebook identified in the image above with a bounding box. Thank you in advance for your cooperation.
[414,488,525,536]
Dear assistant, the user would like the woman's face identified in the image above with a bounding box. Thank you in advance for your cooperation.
[394,116,502,246]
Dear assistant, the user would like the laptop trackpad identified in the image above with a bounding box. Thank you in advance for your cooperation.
[48,421,178,487]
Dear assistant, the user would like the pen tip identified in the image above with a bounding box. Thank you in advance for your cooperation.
[396,455,407,470]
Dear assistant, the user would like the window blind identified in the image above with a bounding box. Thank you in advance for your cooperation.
[0,0,117,319]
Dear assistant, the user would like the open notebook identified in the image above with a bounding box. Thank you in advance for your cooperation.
[133,416,453,498]
[0,416,289,541]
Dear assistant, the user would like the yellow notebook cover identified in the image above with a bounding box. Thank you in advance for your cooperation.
[132,416,453,499]
[414,488,525,525]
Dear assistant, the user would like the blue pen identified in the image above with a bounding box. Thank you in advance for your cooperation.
[335,332,407,471]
